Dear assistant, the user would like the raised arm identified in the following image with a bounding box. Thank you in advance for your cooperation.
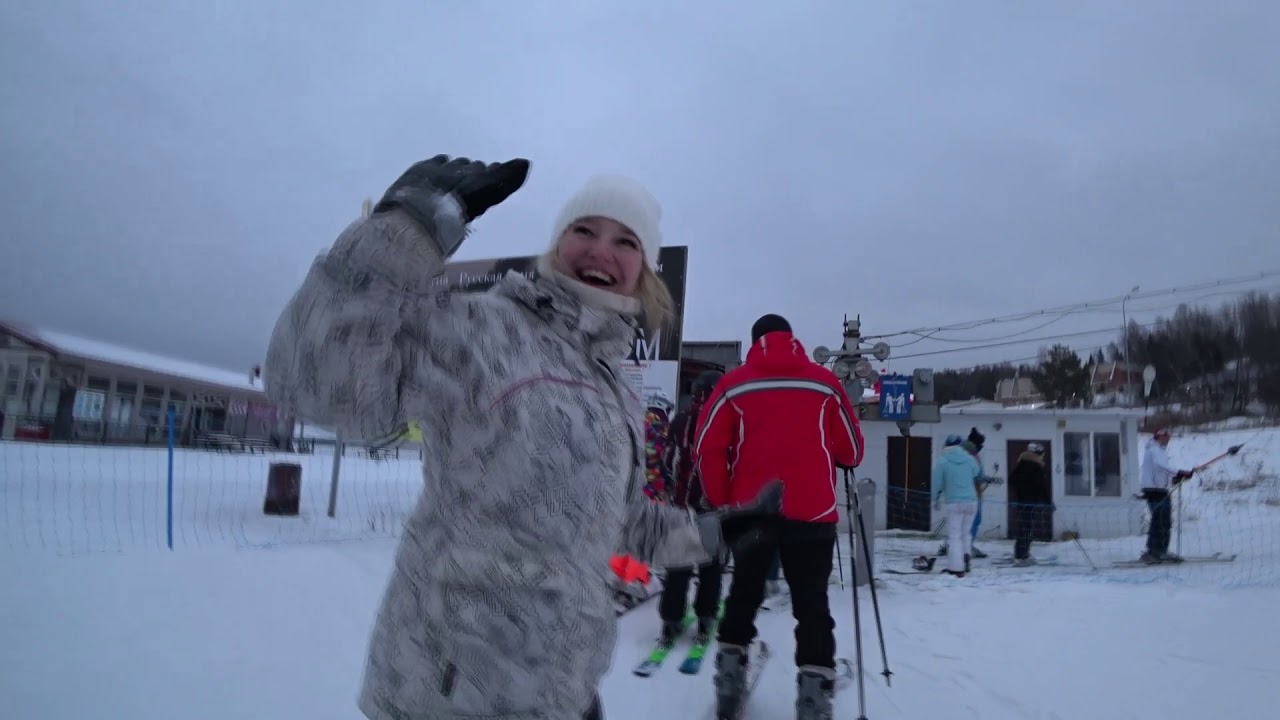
[266,209,462,443]
[265,155,529,443]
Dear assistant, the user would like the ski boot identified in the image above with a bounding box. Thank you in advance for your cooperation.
[714,644,749,719]
[795,665,835,720]
[693,616,717,645]
[1140,551,1163,565]
[659,620,684,647]
[1012,556,1037,567]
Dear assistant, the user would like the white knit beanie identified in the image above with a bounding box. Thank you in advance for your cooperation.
[549,174,662,272]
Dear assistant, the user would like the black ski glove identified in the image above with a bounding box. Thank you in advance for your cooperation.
[721,480,784,520]
[695,480,784,560]
[375,154,531,254]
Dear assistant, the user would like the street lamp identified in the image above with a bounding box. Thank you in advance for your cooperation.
[1122,285,1140,406]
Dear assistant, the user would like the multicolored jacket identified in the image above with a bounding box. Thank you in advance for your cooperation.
[643,404,672,499]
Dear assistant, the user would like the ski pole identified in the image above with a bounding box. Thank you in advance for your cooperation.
[1193,443,1245,472]
[1170,442,1244,557]
[836,529,846,590]
[1071,532,1097,571]
[843,471,869,720]
[1177,486,1183,558]
[848,470,893,687]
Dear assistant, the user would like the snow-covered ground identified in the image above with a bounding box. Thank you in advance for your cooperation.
[2,427,1278,719]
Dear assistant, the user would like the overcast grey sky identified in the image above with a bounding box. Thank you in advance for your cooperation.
[2,0,1278,375]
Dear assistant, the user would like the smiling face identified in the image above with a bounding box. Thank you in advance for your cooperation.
[552,215,646,297]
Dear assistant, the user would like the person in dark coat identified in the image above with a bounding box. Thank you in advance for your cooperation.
[656,370,726,643]
[1009,442,1053,564]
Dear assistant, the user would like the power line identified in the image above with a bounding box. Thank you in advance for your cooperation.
[892,284,1279,357]
[891,281,1277,370]
[864,269,1280,341]
[905,314,1070,344]
[929,344,1111,373]
[888,321,1161,361]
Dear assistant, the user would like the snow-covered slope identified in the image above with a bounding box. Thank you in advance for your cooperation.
[1,426,1277,719]
[1,540,1276,720]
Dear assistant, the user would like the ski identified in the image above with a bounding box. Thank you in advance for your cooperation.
[882,568,932,575]
[708,640,771,720]
[632,615,694,677]
[678,634,712,674]
[991,559,1060,568]
[1112,551,1237,568]
[990,553,1059,566]
[678,600,726,674]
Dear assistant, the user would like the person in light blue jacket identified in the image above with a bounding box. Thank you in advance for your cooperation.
[937,427,995,560]
[932,434,982,576]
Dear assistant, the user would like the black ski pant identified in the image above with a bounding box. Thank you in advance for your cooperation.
[716,517,837,669]
[1143,488,1173,555]
[582,694,603,720]
[1012,503,1050,559]
[659,557,724,623]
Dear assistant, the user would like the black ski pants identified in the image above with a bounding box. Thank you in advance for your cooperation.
[716,517,837,669]
[659,558,724,623]
[1012,503,1050,559]
[1143,488,1173,555]
[582,694,602,720]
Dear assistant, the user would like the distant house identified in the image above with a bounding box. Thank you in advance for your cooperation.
[0,317,286,448]
[1090,360,1142,407]
[994,376,1043,406]
[851,399,1146,540]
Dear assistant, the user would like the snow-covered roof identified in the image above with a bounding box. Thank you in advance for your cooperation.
[16,323,264,395]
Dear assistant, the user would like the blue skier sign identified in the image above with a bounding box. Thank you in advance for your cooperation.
[879,374,912,421]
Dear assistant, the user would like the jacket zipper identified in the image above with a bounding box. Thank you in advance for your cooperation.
[596,358,643,500]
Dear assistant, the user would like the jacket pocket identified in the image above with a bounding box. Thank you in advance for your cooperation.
[431,591,553,717]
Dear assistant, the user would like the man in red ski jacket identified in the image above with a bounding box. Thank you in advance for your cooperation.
[695,313,864,718]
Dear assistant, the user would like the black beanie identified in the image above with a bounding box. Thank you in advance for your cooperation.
[967,427,986,452]
[751,314,792,343]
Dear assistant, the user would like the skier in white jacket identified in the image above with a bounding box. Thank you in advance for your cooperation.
[1139,427,1194,563]
[265,155,781,720]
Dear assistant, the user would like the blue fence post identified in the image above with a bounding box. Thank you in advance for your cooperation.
[167,405,175,551]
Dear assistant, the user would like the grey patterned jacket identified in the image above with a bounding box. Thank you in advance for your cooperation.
[265,206,708,719]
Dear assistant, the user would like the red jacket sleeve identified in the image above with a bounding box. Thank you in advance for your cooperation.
[693,380,735,508]
[827,377,865,469]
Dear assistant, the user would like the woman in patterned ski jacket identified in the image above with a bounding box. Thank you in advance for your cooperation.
[265,155,780,720]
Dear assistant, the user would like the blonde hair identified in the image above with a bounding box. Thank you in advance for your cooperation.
[636,264,674,338]
[538,244,673,337]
